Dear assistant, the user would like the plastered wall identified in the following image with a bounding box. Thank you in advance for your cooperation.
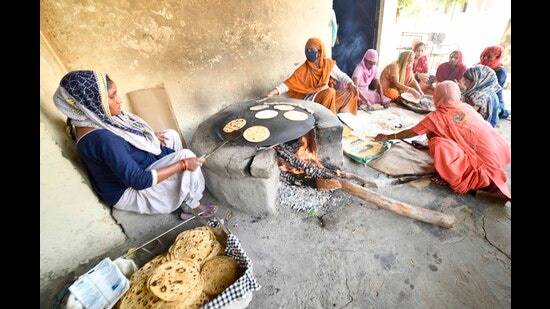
[40,0,334,143]
[40,0,335,299]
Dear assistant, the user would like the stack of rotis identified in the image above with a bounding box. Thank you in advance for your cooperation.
[116,226,242,309]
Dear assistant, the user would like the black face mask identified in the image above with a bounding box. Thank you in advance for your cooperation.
[305,50,319,62]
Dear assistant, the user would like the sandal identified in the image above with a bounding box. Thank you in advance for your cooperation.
[180,204,219,220]
[411,140,429,150]
[475,190,510,204]
[430,176,449,186]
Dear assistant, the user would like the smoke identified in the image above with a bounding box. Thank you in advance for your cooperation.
[332,0,378,77]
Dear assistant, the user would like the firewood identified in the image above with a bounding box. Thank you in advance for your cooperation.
[315,178,342,190]
[337,178,455,228]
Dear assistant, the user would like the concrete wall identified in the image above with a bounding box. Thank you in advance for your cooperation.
[40,0,334,143]
[40,121,127,291]
[40,0,334,299]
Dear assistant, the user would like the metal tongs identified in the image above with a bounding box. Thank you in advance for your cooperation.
[200,131,244,160]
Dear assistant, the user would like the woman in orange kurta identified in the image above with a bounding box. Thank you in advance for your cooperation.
[265,38,358,114]
[374,81,511,201]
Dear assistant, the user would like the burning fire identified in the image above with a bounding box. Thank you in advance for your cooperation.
[279,135,325,175]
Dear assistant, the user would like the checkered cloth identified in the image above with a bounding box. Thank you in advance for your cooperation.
[202,234,261,309]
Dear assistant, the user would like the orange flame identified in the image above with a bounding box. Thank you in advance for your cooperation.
[279,134,324,174]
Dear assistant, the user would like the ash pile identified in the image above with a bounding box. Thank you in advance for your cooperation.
[277,181,333,213]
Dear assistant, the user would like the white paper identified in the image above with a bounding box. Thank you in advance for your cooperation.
[68,258,130,309]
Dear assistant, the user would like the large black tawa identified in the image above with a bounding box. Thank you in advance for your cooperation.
[211,100,315,147]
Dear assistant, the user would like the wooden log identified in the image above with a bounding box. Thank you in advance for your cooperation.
[337,178,455,228]
[316,178,342,190]
[337,171,378,188]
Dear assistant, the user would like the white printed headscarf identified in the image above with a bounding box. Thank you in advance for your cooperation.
[53,70,161,155]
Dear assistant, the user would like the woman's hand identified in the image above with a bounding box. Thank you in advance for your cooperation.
[266,88,278,98]
[155,131,168,146]
[348,83,358,96]
[405,87,422,98]
[374,133,389,142]
[417,73,429,83]
[455,79,466,91]
[183,156,205,171]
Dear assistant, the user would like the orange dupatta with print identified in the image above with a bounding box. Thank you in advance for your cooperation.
[412,81,511,199]
[283,38,336,99]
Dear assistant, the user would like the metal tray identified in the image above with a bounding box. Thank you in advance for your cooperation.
[119,215,230,267]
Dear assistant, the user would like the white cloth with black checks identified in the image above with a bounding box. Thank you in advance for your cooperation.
[203,234,261,309]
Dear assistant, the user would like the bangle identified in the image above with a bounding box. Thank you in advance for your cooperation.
[180,159,188,171]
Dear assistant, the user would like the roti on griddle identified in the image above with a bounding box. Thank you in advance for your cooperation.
[283,110,308,121]
[249,104,269,111]
[243,125,271,143]
[254,110,279,119]
[223,118,247,133]
[273,104,294,111]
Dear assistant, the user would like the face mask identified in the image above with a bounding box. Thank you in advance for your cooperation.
[305,50,318,62]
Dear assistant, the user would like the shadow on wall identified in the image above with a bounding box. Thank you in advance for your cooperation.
[332,0,379,77]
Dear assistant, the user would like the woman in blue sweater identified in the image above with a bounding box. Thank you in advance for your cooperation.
[53,70,217,218]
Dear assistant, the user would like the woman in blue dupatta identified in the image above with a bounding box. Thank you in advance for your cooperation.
[53,70,218,219]
[460,65,501,127]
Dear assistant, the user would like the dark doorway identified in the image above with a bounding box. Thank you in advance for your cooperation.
[332,0,380,77]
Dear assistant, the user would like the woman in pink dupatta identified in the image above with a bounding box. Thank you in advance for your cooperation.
[351,49,391,108]
[374,81,511,201]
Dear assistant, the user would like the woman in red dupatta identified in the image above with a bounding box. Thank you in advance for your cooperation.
[435,50,467,84]
[265,38,358,114]
[374,81,511,201]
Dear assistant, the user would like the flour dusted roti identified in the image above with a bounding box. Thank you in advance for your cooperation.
[223,118,247,133]
[254,110,279,119]
[283,110,308,121]
[249,104,269,111]
[243,125,270,143]
[273,104,294,111]
[400,92,420,104]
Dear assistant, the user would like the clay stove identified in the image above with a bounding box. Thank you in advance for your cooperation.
[191,98,343,216]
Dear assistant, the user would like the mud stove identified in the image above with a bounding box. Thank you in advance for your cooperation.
[191,98,343,216]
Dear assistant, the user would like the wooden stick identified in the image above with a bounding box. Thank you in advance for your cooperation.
[337,170,378,188]
[337,178,455,228]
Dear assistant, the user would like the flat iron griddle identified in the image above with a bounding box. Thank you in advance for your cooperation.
[212,101,315,147]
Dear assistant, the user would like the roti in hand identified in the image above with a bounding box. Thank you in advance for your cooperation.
[223,118,247,133]
[243,125,271,143]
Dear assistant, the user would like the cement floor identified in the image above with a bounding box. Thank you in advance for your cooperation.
[42,98,511,309]
[230,118,511,308]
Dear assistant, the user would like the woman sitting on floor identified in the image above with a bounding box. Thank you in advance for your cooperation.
[374,81,511,202]
[350,48,391,109]
[412,41,434,95]
[53,70,218,219]
[460,64,502,127]
[435,50,467,85]
[479,45,510,119]
[380,50,424,102]
[265,37,358,114]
